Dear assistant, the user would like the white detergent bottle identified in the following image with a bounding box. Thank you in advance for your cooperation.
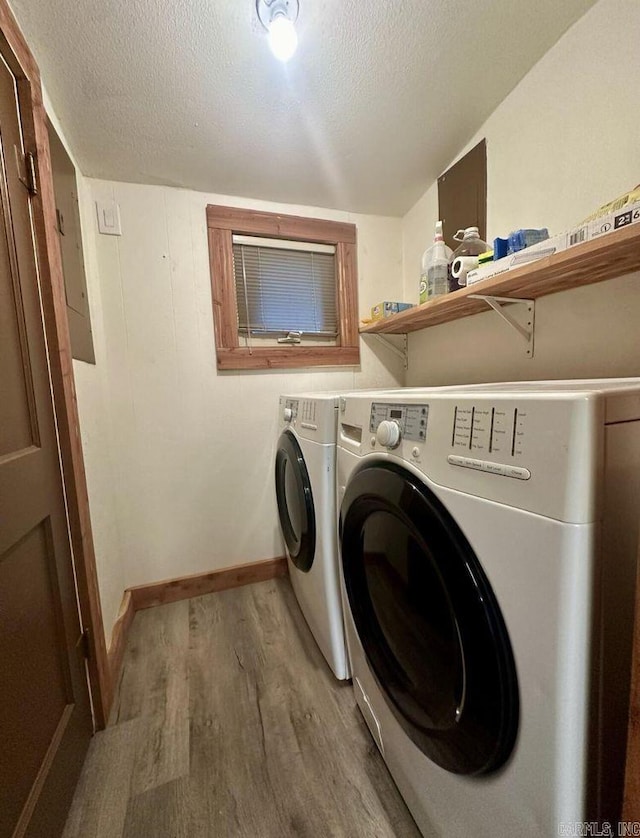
[420,221,452,302]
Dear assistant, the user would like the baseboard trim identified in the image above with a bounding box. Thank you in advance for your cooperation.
[128,556,288,611]
[107,589,135,693]
[107,557,288,699]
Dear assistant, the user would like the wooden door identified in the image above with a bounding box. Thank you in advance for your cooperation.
[0,51,92,838]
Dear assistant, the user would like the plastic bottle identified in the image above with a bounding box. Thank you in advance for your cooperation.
[420,221,452,303]
[448,227,488,290]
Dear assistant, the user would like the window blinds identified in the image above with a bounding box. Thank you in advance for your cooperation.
[232,236,338,337]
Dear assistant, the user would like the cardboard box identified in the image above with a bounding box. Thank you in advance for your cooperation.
[371,301,415,320]
[467,199,640,286]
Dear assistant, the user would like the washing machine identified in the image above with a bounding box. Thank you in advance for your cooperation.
[275,392,350,679]
[337,380,640,836]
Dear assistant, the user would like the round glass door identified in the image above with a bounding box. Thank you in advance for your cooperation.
[275,430,316,572]
[340,461,519,775]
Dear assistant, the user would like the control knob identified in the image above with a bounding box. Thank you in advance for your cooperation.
[376,420,401,449]
[283,407,293,422]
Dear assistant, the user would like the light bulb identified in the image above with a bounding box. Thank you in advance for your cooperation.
[268,14,298,62]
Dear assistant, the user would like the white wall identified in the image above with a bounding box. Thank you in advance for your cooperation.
[44,91,127,643]
[86,180,404,613]
[402,0,640,386]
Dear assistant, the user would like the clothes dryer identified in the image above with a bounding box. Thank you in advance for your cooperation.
[276,393,349,679]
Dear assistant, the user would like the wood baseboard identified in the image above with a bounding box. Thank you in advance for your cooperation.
[107,557,288,699]
[128,556,288,611]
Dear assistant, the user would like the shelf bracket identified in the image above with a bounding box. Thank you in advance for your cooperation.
[368,334,408,369]
[468,295,536,358]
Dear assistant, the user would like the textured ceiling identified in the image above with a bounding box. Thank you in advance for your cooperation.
[11,0,596,215]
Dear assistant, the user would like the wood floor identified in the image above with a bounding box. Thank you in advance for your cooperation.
[63,577,421,837]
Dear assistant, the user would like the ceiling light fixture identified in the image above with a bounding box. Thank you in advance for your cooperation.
[256,0,299,62]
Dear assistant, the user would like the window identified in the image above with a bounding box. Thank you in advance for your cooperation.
[207,205,359,370]
[233,237,337,338]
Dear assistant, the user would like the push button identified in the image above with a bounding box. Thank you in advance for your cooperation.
[483,462,506,476]
[504,466,531,480]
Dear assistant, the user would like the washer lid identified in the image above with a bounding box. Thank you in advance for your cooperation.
[340,461,519,775]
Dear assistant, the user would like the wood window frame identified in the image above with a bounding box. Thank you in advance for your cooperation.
[206,204,360,370]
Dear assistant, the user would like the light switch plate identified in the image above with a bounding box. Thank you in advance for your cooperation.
[96,199,122,236]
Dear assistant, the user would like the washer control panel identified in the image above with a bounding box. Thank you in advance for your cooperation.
[448,402,533,480]
[336,392,598,523]
[452,405,527,458]
[369,403,429,442]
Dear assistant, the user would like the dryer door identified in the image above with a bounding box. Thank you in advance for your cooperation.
[340,461,519,775]
[275,430,316,572]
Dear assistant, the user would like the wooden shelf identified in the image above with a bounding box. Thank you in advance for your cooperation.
[360,224,640,335]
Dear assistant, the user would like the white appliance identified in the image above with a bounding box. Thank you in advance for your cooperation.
[276,393,349,679]
[337,380,640,836]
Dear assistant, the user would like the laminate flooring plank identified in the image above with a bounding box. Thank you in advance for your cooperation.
[188,586,292,836]
[122,778,199,838]
[185,579,420,837]
[254,580,421,837]
[110,610,151,724]
[275,581,421,835]
[230,583,345,836]
[62,718,140,838]
[112,600,188,720]
[112,600,191,796]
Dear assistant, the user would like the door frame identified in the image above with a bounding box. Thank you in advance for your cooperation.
[0,2,110,727]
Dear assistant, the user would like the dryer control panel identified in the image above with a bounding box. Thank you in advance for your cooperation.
[283,398,299,423]
[369,402,429,442]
